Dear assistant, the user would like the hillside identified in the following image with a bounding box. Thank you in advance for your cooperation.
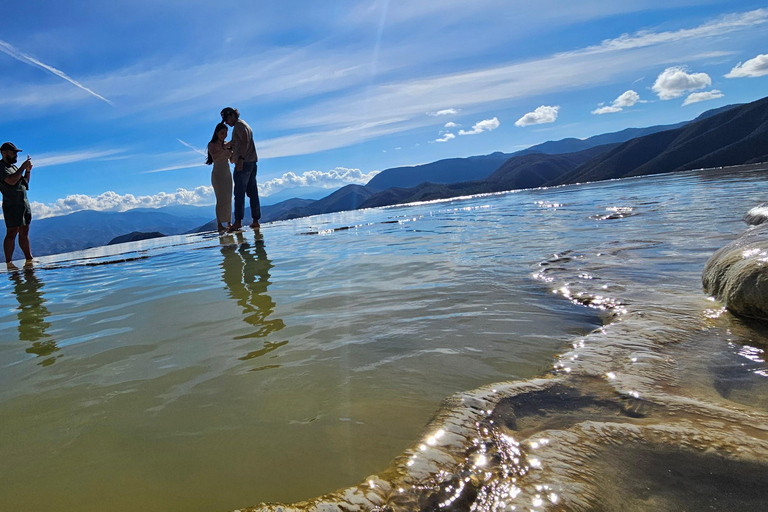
[358,144,618,209]
[555,97,768,185]
[273,184,375,221]
[365,152,513,191]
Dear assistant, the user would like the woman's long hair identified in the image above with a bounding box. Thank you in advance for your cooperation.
[206,122,228,165]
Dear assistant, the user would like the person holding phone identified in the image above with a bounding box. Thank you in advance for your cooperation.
[0,142,34,268]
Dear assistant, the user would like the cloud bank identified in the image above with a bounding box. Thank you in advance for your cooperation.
[459,117,500,135]
[30,187,215,219]
[257,167,379,196]
[515,106,559,127]
[652,66,711,100]
[725,53,768,78]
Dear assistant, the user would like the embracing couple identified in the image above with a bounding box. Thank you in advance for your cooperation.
[206,107,261,232]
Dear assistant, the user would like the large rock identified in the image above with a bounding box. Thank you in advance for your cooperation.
[703,222,768,320]
[744,203,768,226]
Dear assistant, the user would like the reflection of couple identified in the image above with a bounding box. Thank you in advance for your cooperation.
[206,107,261,233]
[220,231,285,360]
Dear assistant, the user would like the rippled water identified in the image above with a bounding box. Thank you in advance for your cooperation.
[1,166,767,512]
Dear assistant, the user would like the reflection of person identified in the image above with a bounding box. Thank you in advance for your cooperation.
[220,231,285,360]
[206,122,233,232]
[0,142,34,268]
[220,107,260,231]
[9,268,56,365]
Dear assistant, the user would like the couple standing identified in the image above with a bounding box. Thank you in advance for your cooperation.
[207,107,260,232]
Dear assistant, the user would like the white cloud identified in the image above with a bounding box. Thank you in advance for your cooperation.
[459,117,500,135]
[682,89,724,106]
[0,38,113,106]
[30,187,215,219]
[515,106,559,127]
[652,66,711,100]
[725,53,768,78]
[258,167,380,196]
[612,89,641,108]
[592,105,623,115]
[444,121,459,128]
[592,89,642,114]
[427,108,460,116]
[433,132,456,143]
[588,9,767,54]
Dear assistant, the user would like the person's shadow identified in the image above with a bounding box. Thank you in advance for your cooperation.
[220,231,286,362]
[9,268,57,366]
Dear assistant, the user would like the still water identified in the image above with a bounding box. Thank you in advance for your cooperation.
[1,166,767,512]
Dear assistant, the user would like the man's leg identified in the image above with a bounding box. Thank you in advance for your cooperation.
[18,224,32,261]
[4,227,19,264]
[231,169,250,230]
[244,162,261,227]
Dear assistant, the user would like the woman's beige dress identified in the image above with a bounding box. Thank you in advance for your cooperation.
[210,145,233,225]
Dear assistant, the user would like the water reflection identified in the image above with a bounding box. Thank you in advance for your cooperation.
[220,231,285,361]
[8,268,57,365]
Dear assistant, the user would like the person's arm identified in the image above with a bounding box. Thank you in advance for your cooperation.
[3,160,31,186]
[208,142,230,161]
[230,123,244,170]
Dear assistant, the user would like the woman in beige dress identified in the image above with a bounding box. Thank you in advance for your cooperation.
[206,122,233,232]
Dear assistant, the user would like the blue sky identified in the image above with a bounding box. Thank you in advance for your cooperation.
[1,0,767,218]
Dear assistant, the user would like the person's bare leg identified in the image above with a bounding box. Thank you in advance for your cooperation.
[4,227,19,266]
[18,225,32,261]
[249,220,260,229]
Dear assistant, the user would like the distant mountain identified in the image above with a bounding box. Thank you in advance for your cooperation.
[553,97,768,185]
[108,231,166,245]
[365,152,513,191]
[26,207,211,258]
[273,184,374,221]
[261,186,338,205]
[486,144,618,190]
[358,144,618,209]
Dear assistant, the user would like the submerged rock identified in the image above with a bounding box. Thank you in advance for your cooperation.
[703,223,768,320]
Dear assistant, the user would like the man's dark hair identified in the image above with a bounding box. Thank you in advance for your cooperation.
[220,107,239,120]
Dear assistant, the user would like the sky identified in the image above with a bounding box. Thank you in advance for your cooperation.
[1,0,767,218]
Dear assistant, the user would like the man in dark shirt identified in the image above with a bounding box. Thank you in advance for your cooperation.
[0,142,34,268]
[221,107,260,231]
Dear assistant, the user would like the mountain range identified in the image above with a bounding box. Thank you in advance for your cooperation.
[17,98,766,259]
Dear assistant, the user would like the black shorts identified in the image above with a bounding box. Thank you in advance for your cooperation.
[3,202,32,229]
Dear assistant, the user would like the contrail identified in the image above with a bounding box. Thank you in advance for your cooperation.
[177,138,207,156]
[0,39,113,106]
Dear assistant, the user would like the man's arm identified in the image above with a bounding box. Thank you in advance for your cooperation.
[230,123,244,168]
[3,160,30,186]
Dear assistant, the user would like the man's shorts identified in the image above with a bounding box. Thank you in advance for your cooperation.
[3,202,32,229]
